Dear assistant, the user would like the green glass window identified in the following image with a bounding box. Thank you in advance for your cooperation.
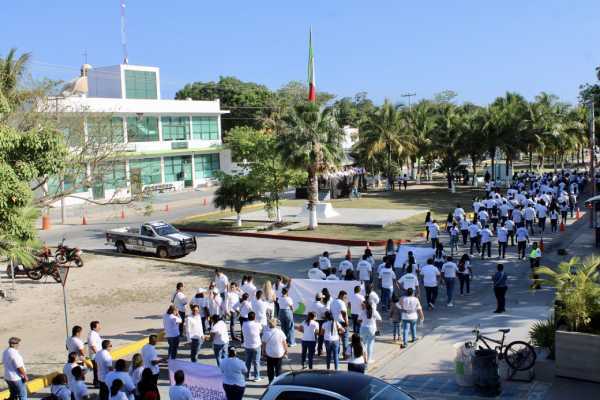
[47,168,88,194]
[98,161,127,190]
[129,158,162,185]
[127,116,158,142]
[164,155,192,186]
[191,117,219,140]
[87,116,124,143]
[161,116,189,141]
[194,153,220,179]
[124,70,157,99]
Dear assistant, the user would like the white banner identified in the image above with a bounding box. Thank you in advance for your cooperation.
[393,245,435,269]
[168,359,226,400]
[288,279,362,314]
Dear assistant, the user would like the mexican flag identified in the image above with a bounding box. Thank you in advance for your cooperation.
[307,28,316,102]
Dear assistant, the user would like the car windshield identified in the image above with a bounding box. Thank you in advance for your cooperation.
[154,224,178,236]
[353,378,414,400]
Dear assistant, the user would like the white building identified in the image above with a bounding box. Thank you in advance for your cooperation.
[48,63,232,205]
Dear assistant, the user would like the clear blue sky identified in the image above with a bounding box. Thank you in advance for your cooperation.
[2,0,599,105]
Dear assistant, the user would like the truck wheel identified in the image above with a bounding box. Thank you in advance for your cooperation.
[116,241,127,254]
[157,247,169,259]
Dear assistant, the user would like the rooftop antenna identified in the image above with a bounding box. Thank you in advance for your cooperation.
[120,0,129,64]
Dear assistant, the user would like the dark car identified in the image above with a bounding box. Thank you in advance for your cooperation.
[259,371,415,400]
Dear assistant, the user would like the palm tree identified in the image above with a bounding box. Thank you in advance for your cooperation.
[403,101,435,184]
[456,104,488,185]
[213,172,259,227]
[0,48,31,109]
[277,102,344,229]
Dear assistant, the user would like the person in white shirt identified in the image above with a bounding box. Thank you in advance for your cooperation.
[70,366,89,400]
[536,202,548,233]
[330,291,350,357]
[105,359,135,400]
[504,219,515,246]
[348,286,365,333]
[208,315,229,367]
[214,270,229,300]
[171,282,187,337]
[223,283,241,341]
[190,288,208,333]
[220,347,248,400]
[497,224,508,259]
[320,311,344,371]
[338,255,354,279]
[169,370,192,400]
[453,204,465,222]
[480,226,493,259]
[207,287,223,318]
[441,257,459,307]
[326,268,340,280]
[400,288,424,348]
[63,352,85,393]
[308,261,326,280]
[358,303,381,364]
[459,217,470,245]
[420,259,440,309]
[550,208,559,232]
[378,262,396,311]
[478,209,489,227]
[356,256,372,284]
[429,220,440,249]
[252,290,269,327]
[278,288,296,346]
[236,292,253,343]
[50,374,72,400]
[141,335,161,382]
[516,225,529,259]
[318,252,332,275]
[66,326,85,360]
[129,354,144,389]
[186,305,204,363]
[95,340,113,400]
[242,312,263,381]
[398,265,419,296]
[262,319,288,383]
[240,276,257,300]
[468,222,481,255]
[3,337,28,400]
[87,321,102,387]
[163,305,182,360]
[523,205,536,234]
[299,312,319,369]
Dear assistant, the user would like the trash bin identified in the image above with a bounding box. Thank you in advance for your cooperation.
[472,349,500,397]
[454,343,475,387]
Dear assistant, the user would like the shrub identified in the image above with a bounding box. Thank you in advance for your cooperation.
[529,318,556,359]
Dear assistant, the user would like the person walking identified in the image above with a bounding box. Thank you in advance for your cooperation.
[347,334,368,374]
[208,315,229,367]
[349,286,365,334]
[171,283,188,337]
[390,296,402,342]
[358,302,381,364]
[468,221,481,255]
[87,321,102,387]
[492,264,508,313]
[497,224,508,259]
[3,337,28,400]
[262,319,288,383]
[480,225,493,259]
[441,257,458,307]
[141,335,161,384]
[299,312,319,369]
[185,305,204,363]
[96,340,114,400]
[163,305,182,360]
[457,254,472,295]
[241,312,262,382]
[429,220,440,249]
[378,261,395,311]
[331,291,350,357]
[168,370,192,400]
[277,288,295,346]
[400,288,425,348]
[321,311,343,371]
[356,256,372,285]
[215,270,229,300]
[449,223,459,256]
[505,219,515,246]
[420,258,440,310]
[516,225,529,259]
[219,347,247,400]
[529,242,542,289]
[550,208,559,233]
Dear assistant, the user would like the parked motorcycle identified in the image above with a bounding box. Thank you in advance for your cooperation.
[26,261,61,282]
[55,238,84,267]
[5,247,53,279]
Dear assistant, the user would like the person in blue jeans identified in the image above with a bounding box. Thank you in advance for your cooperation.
[441,256,459,307]
[241,312,262,381]
[400,288,425,348]
[299,312,319,369]
[3,337,28,400]
[277,288,295,346]
[320,311,343,370]
[209,315,230,367]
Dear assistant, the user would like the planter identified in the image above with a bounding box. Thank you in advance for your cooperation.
[555,330,600,382]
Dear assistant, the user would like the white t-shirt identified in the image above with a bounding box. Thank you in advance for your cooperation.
[308,268,326,280]
[322,320,341,342]
[378,267,395,290]
[524,207,536,220]
[141,344,159,375]
[169,385,192,400]
[356,261,372,281]
[326,274,340,280]
[95,349,113,383]
[330,299,347,323]
[238,300,252,318]
[401,296,422,320]
[262,328,287,358]
[211,320,229,345]
[307,301,328,320]
[163,313,182,338]
[87,330,102,356]
[319,256,332,271]
[429,223,440,239]
[339,260,354,277]
[301,320,319,342]
[72,380,88,400]
[505,220,515,231]
[278,296,294,311]
[241,282,257,299]
[358,310,382,334]
[105,370,135,400]
[516,227,529,242]
[185,315,204,340]
[349,293,365,316]
[2,348,25,381]
[215,274,229,293]
[497,227,508,242]
[468,223,480,238]
[66,336,84,355]
[242,320,262,349]
[398,273,418,291]
[172,291,188,313]
[480,228,493,243]
[252,299,269,325]
[441,262,458,278]
[420,264,440,287]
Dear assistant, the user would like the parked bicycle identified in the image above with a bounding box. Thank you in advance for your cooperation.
[466,326,536,371]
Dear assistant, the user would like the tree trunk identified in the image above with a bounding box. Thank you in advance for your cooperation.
[307,168,319,230]
[416,158,421,184]
[236,213,242,227]
[275,193,282,223]
[553,152,557,172]
[471,157,478,187]
[528,150,533,171]
[387,145,392,191]
[410,159,416,180]
[490,147,496,181]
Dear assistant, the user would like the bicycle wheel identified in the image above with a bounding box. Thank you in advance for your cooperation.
[503,341,536,371]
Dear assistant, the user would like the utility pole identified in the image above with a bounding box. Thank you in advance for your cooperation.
[401,92,417,110]
[588,100,596,228]
[120,0,129,64]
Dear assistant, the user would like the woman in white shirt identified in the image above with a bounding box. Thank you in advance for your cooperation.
[347,333,368,374]
[299,312,319,369]
[277,288,295,346]
[163,305,182,360]
[223,283,241,341]
[262,319,288,383]
[357,302,381,364]
[186,305,204,363]
[128,354,144,389]
[320,311,344,371]
[66,326,85,360]
[252,290,269,327]
[236,293,252,342]
[400,288,425,348]
[207,315,229,367]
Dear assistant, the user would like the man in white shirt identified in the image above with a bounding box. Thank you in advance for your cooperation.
[319,252,332,275]
[308,261,326,280]
[209,315,230,367]
[215,270,229,300]
[453,204,465,222]
[477,209,489,226]
[441,257,458,307]
[338,255,354,279]
[262,319,288,383]
[87,321,102,387]
[504,219,515,246]
[536,202,548,233]
[164,305,182,360]
[356,256,372,284]
[480,225,493,259]
[348,285,365,333]
[242,311,263,381]
[468,221,481,255]
[378,262,396,311]
[220,347,248,400]
[252,291,269,327]
[141,335,161,383]
[429,220,440,249]
[516,225,529,259]
[398,264,419,296]
[330,291,350,357]
[171,282,187,337]
[497,224,508,259]
[3,337,28,400]
[420,259,440,309]
[459,217,470,245]
[186,305,204,363]
[169,370,192,400]
[95,340,113,400]
[523,205,536,234]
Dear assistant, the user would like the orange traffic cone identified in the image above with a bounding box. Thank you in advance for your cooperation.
[203,198,208,206]
[576,207,581,220]
[82,215,87,225]
[539,238,544,252]
[120,209,126,219]
[42,215,51,230]
[164,204,169,212]
[560,222,565,232]
[346,247,352,260]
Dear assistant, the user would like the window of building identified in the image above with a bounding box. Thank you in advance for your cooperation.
[127,116,159,142]
[191,117,219,140]
[124,70,157,99]
[87,116,124,143]
[161,116,189,141]
[194,153,220,179]
[98,161,127,190]
[129,158,161,185]
[47,168,88,195]
[164,155,193,187]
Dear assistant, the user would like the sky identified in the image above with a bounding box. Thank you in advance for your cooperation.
[2,0,599,106]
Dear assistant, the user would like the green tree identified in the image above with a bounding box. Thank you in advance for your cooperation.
[330,92,375,127]
[213,172,260,227]
[277,102,344,229]
[403,100,435,183]
[0,48,31,111]
[456,104,488,185]
[276,81,335,108]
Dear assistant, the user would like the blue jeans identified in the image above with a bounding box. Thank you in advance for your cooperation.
[360,327,375,363]
[167,336,179,359]
[6,379,27,400]
[301,340,316,369]
[444,277,455,304]
[278,309,295,345]
[325,340,340,370]
[402,319,417,344]
[392,321,401,340]
[190,338,201,362]
[244,347,261,379]
[381,288,391,310]
[213,344,226,366]
[351,314,361,333]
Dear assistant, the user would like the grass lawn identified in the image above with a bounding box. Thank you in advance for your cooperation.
[173,218,264,231]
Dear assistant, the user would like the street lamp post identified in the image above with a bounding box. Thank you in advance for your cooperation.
[401,92,416,111]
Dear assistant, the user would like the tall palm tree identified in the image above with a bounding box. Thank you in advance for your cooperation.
[457,104,488,185]
[403,101,435,184]
[277,102,344,229]
[0,48,31,109]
